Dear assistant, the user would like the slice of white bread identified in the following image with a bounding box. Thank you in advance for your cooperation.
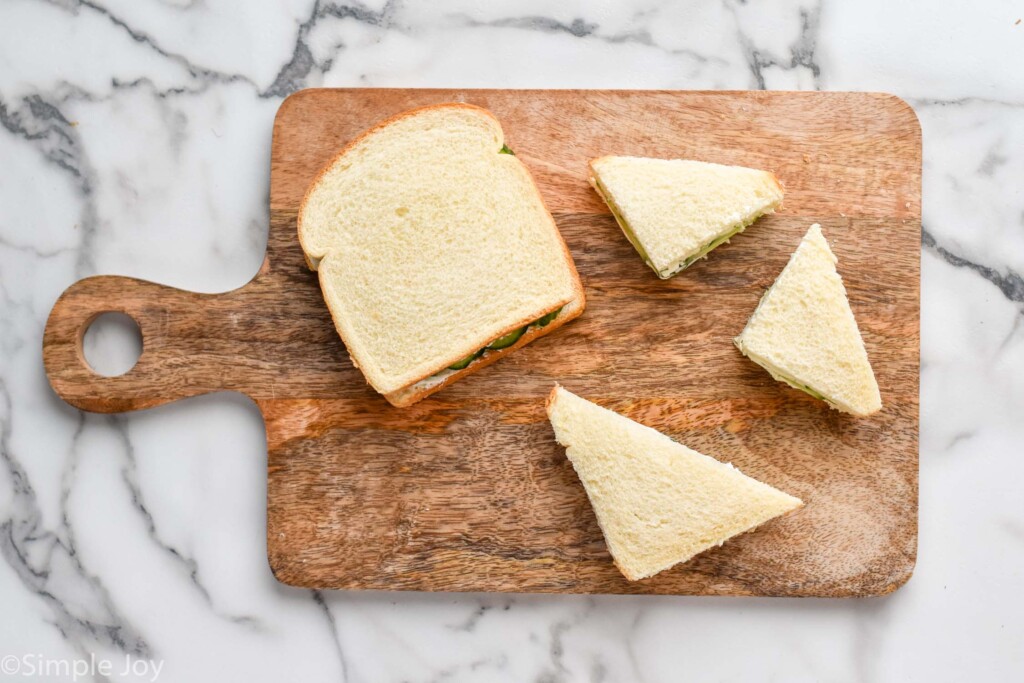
[589,156,784,278]
[735,224,882,416]
[546,386,803,581]
[298,104,585,407]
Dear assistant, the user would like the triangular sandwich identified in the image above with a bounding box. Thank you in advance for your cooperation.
[589,156,783,278]
[546,386,803,581]
[735,224,882,416]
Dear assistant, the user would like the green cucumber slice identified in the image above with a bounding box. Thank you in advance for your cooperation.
[595,175,763,278]
[448,350,483,370]
[668,214,761,276]
[779,375,827,402]
[487,326,526,350]
[535,307,563,327]
[593,176,654,269]
[445,307,563,373]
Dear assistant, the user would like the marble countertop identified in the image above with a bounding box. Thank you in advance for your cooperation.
[2,1,1022,681]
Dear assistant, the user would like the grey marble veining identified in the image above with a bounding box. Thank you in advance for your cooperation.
[2,1,1023,681]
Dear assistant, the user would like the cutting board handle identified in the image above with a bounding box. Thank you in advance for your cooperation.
[43,273,260,413]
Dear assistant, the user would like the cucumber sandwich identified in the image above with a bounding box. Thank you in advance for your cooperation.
[298,104,585,407]
[589,156,784,278]
[735,224,882,416]
[547,386,803,581]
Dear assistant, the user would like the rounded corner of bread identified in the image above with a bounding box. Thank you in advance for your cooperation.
[382,390,415,408]
[422,101,492,115]
[395,102,505,142]
[298,102,507,270]
[437,101,501,121]
[562,289,587,323]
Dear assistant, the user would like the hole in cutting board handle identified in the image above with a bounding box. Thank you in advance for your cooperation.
[82,312,143,377]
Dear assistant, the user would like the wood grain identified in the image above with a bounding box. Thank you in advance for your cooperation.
[43,90,921,596]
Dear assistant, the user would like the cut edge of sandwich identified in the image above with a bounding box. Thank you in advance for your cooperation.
[588,156,784,279]
[385,296,584,406]
[297,103,586,407]
[734,224,882,417]
[545,385,804,581]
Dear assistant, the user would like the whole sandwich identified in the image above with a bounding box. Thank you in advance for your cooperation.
[298,104,585,407]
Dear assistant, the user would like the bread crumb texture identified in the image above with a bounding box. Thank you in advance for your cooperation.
[735,224,882,416]
[547,386,802,581]
[590,156,783,275]
[299,105,579,394]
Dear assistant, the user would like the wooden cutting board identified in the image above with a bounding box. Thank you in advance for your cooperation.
[43,90,920,596]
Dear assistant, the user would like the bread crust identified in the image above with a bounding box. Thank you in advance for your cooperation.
[298,101,586,405]
[297,102,501,265]
[544,383,563,414]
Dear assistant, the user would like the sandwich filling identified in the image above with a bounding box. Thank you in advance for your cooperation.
[591,176,760,279]
[735,287,832,406]
[446,305,565,371]
[386,301,576,405]
[666,213,761,276]
[733,224,881,417]
[735,347,831,405]
[591,176,654,267]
